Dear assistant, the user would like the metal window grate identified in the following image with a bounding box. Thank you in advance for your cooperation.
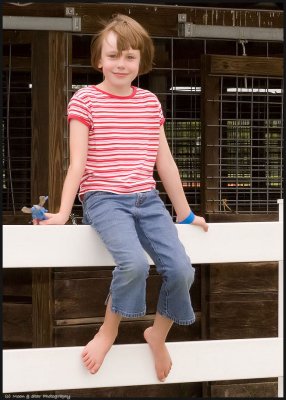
[2,65,32,212]
[207,75,283,213]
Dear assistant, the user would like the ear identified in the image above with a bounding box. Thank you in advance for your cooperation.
[98,59,102,69]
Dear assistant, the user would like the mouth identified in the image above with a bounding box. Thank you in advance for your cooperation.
[113,73,128,77]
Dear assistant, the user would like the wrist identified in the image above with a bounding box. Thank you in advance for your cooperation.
[58,210,71,221]
[177,210,195,224]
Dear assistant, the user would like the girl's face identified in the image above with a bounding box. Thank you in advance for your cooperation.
[98,31,140,94]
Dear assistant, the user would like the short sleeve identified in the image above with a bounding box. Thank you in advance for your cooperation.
[156,97,165,126]
[67,89,92,128]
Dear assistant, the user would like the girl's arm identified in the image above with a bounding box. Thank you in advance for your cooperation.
[37,119,89,225]
[156,126,208,232]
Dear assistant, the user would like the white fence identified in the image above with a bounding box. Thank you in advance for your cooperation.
[3,200,283,396]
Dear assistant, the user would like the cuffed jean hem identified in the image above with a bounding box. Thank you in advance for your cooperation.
[157,309,196,326]
[105,292,146,319]
[111,306,146,319]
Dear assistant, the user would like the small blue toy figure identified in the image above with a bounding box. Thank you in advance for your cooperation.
[22,196,49,222]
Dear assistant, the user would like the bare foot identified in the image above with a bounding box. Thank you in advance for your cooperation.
[144,326,172,382]
[81,326,117,374]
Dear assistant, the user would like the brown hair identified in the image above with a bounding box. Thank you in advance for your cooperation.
[91,14,154,75]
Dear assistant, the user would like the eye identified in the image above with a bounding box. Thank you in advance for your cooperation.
[108,53,117,59]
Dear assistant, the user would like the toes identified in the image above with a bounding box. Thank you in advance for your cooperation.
[90,363,101,374]
[81,348,88,357]
[86,359,96,369]
[82,357,100,374]
[158,363,172,382]
[83,358,92,368]
[157,370,166,382]
[82,352,94,367]
[82,353,90,362]
[167,363,172,375]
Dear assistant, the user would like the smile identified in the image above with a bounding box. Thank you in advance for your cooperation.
[113,73,128,77]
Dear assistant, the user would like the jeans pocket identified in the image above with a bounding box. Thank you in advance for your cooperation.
[83,192,115,227]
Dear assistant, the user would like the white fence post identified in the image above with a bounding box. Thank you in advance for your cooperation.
[278,199,283,398]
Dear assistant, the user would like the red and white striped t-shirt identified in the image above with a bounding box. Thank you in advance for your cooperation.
[67,85,165,198]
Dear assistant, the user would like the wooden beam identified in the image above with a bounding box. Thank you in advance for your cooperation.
[31,31,49,199]
[3,56,30,71]
[32,268,53,348]
[3,222,283,268]
[3,338,283,393]
[3,3,283,36]
[208,55,283,77]
[30,31,66,348]
[31,32,52,349]
[31,31,66,210]
[200,55,220,214]
[3,303,32,345]
[48,31,66,212]
[3,3,64,17]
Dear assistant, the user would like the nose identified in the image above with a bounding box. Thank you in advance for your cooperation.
[116,56,125,69]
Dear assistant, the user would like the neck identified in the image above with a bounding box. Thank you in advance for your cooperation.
[97,81,133,97]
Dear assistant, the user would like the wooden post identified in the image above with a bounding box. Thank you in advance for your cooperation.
[31,31,66,347]
[48,31,66,211]
[200,55,220,215]
[31,32,49,198]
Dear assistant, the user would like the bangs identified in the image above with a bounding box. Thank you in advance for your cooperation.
[110,25,143,53]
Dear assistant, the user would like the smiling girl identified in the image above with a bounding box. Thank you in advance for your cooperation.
[38,14,208,382]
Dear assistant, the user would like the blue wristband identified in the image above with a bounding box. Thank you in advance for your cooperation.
[178,211,195,224]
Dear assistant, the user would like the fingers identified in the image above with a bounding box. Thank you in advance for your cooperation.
[201,218,208,232]
[202,219,209,232]
[38,213,55,225]
[193,215,209,232]
[39,216,56,225]
[32,213,55,225]
[38,213,68,225]
[38,219,49,225]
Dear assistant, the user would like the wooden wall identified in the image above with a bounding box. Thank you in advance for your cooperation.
[3,269,33,348]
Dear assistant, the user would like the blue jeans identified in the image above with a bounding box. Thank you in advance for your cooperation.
[82,189,196,325]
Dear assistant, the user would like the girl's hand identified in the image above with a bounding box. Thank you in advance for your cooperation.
[192,215,209,232]
[32,212,69,226]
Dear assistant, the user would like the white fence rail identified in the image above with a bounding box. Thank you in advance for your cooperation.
[3,200,283,395]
